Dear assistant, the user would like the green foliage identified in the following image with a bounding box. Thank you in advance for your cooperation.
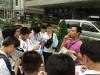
[57,20,68,46]
[30,18,58,27]
[0,19,5,28]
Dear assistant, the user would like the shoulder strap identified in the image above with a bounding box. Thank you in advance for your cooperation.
[50,33,53,40]
[0,54,15,75]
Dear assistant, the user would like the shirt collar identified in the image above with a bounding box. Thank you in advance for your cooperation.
[0,50,8,58]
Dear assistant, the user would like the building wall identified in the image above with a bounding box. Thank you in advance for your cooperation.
[25,0,89,7]
[13,0,25,15]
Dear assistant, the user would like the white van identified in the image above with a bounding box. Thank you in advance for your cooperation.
[60,19,100,40]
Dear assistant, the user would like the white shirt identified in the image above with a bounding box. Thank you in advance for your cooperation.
[83,70,100,75]
[0,50,12,75]
[29,31,41,44]
[30,32,45,54]
[43,32,58,53]
[19,39,34,52]
[75,65,100,75]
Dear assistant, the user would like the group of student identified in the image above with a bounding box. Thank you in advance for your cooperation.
[0,24,100,75]
[0,24,58,75]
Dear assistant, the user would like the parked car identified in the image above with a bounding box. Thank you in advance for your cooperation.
[60,19,100,40]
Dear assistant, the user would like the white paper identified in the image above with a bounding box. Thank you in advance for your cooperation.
[11,49,24,61]
[59,47,77,61]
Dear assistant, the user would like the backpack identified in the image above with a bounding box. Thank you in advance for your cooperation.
[44,33,53,48]
[0,54,15,75]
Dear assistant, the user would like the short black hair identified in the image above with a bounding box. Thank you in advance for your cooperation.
[22,51,42,73]
[2,26,16,39]
[81,40,100,63]
[72,25,82,34]
[30,25,40,33]
[46,54,75,75]
[2,36,20,48]
[20,27,30,35]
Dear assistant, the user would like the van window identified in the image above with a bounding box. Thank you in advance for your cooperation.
[82,22,98,32]
[66,21,80,28]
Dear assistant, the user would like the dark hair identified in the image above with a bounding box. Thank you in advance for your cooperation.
[72,25,82,34]
[15,25,22,29]
[22,51,42,73]
[40,25,47,29]
[20,27,30,35]
[2,36,20,48]
[2,26,15,39]
[10,25,22,36]
[46,54,75,75]
[30,25,40,33]
[81,40,100,63]
[46,24,52,28]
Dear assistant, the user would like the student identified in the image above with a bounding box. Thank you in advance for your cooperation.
[80,40,100,74]
[43,25,58,65]
[13,25,22,39]
[46,54,75,75]
[30,25,41,44]
[0,36,20,75]
[2,26,14,39]
[40,25,47,38]
[29,25,42,54]
[22,51,46,75]
[20,27,40,52]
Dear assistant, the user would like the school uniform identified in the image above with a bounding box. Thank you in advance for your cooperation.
[43,32,58,64]
[0,50,14,75]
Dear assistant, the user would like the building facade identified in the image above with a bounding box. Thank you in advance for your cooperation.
[0,0,12,19]
[13,0,25,15]
[0,0,25,19]
[25,0,100,20]
[24,0,44,19]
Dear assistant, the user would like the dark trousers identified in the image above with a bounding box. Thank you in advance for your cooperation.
[43,52,52,71]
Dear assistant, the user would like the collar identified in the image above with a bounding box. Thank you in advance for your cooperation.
[0,50,8,58]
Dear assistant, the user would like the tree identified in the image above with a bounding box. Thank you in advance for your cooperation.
[57,20,68,48]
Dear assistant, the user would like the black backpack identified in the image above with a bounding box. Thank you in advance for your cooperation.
[44,33,53,48]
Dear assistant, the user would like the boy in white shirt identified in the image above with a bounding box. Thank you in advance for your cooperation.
[0,36,21,75]
[20,27,40,52]
[76,40,100,75]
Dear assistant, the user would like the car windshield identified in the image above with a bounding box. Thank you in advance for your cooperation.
[92,21,100,30]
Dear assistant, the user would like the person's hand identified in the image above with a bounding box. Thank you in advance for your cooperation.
[38,71,47,75]
[63,34,70,41]
[33,41,41,50]
[14,58,21,66]
[80,65,87,73]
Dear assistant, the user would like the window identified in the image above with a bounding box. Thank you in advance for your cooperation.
[16,0,18,6]
[82,22,98,32]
